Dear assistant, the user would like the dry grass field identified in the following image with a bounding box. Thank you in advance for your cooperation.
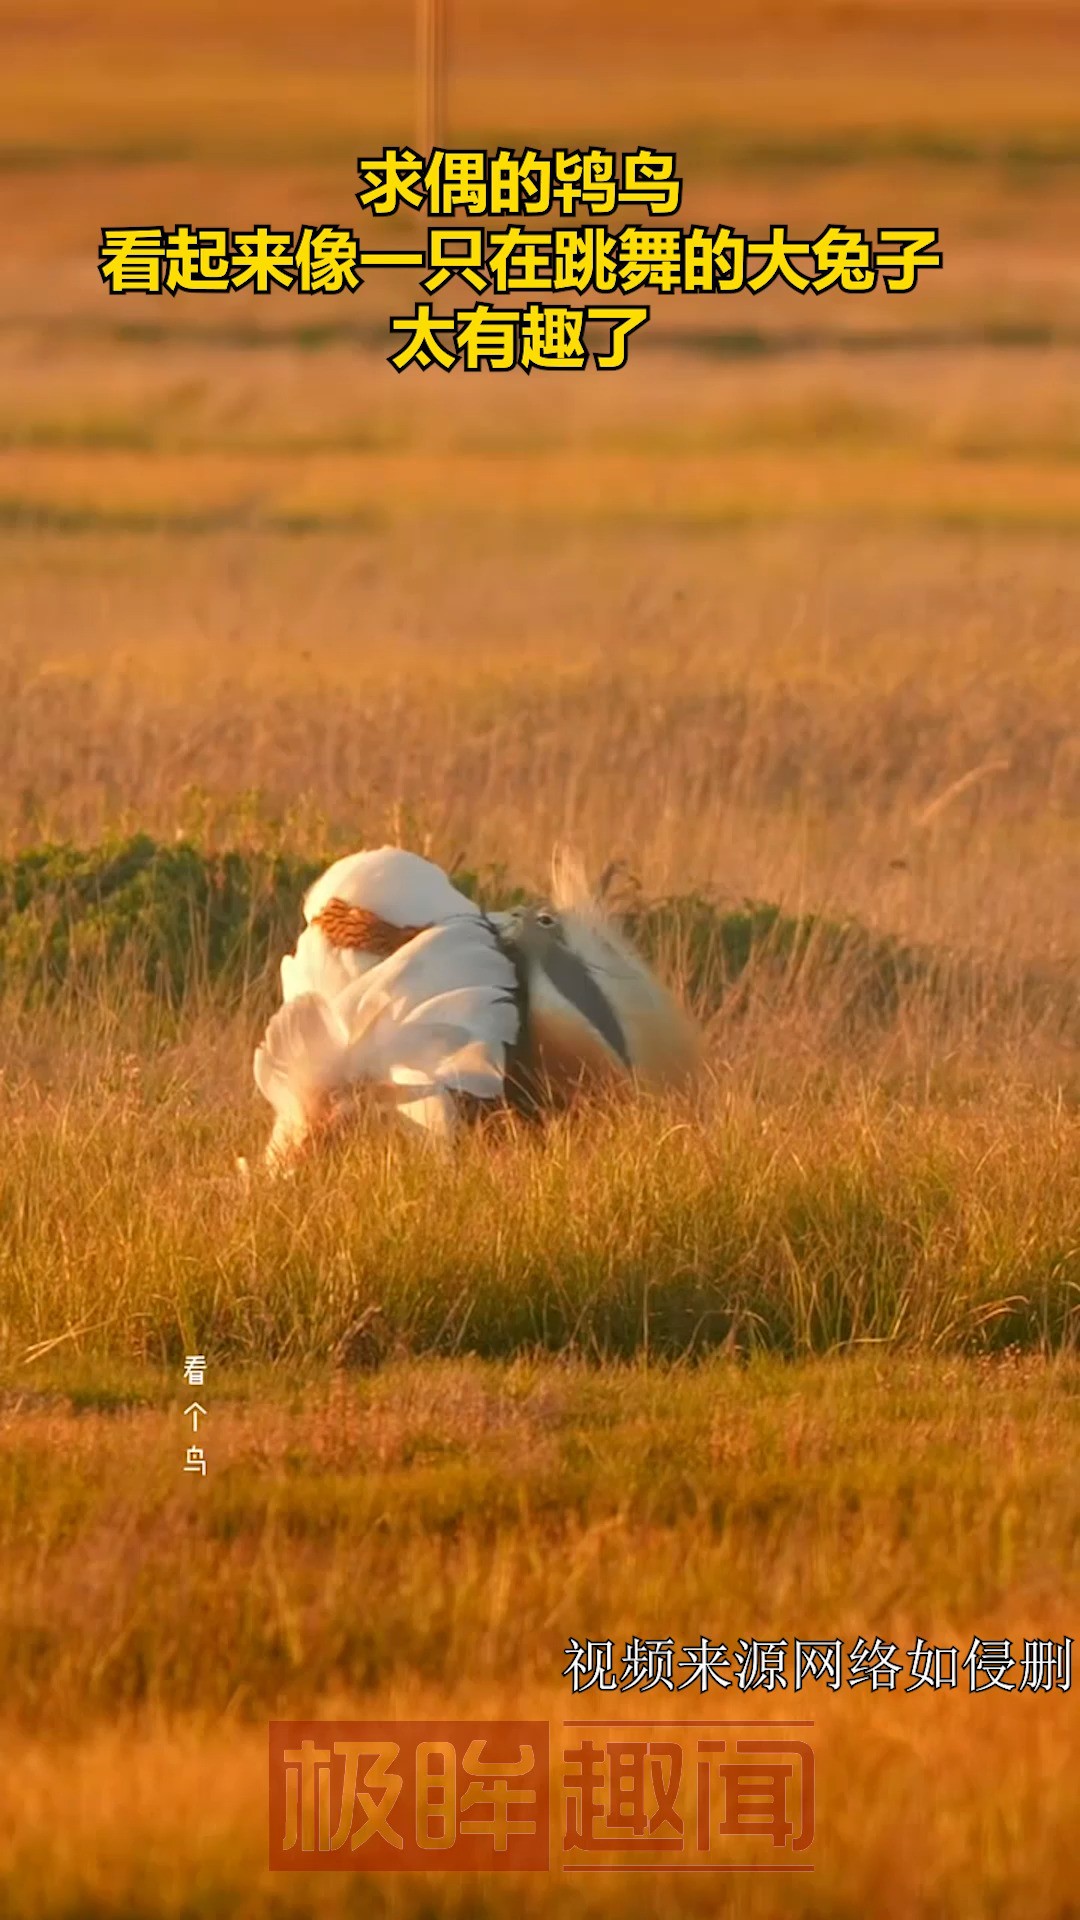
[1,1,1079,1914]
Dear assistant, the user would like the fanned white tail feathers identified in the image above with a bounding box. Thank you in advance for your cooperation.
[254,992,347,1132]
[253,993,352,1166]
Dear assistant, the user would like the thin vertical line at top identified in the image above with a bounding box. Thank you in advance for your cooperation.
[417,0,446,154]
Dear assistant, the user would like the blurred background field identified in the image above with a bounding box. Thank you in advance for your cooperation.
[3,2,1080,961]
[1,1,1078,1914]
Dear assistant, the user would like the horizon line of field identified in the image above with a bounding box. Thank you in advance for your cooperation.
[2,315,1071,359]
[5,127,1080,174]
[1,500,1076,539]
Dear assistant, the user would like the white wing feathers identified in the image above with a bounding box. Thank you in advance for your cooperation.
[255,912,520,1163]
[280,926,354,1005]
[340,921,519,1101]
[345,916,517,1018]
[254,992,350,1139]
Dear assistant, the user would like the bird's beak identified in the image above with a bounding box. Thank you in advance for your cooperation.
[538,943,631,1067]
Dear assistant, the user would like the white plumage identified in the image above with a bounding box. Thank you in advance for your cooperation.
[302,845,478,927]
[256,906,520,1165]
[251,844,700,1168]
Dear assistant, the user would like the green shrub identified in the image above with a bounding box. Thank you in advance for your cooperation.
[0,834,928,1020]
[2,836,1067,1037]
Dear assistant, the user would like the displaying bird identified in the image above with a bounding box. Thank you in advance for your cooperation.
[251,844,699,1167]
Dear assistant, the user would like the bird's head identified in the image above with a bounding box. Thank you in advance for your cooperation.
[500,901,562,951]
[499,904,631,1068]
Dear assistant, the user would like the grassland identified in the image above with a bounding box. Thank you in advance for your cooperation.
[1,1355,1077,1918]
[1,0,1079,1913]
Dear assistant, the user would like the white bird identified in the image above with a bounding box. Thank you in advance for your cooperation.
[252,845,700,1167]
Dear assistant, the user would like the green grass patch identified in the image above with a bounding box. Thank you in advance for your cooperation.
[0,833,950,1017]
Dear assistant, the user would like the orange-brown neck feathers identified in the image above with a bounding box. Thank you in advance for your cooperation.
[313,898,429,955]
